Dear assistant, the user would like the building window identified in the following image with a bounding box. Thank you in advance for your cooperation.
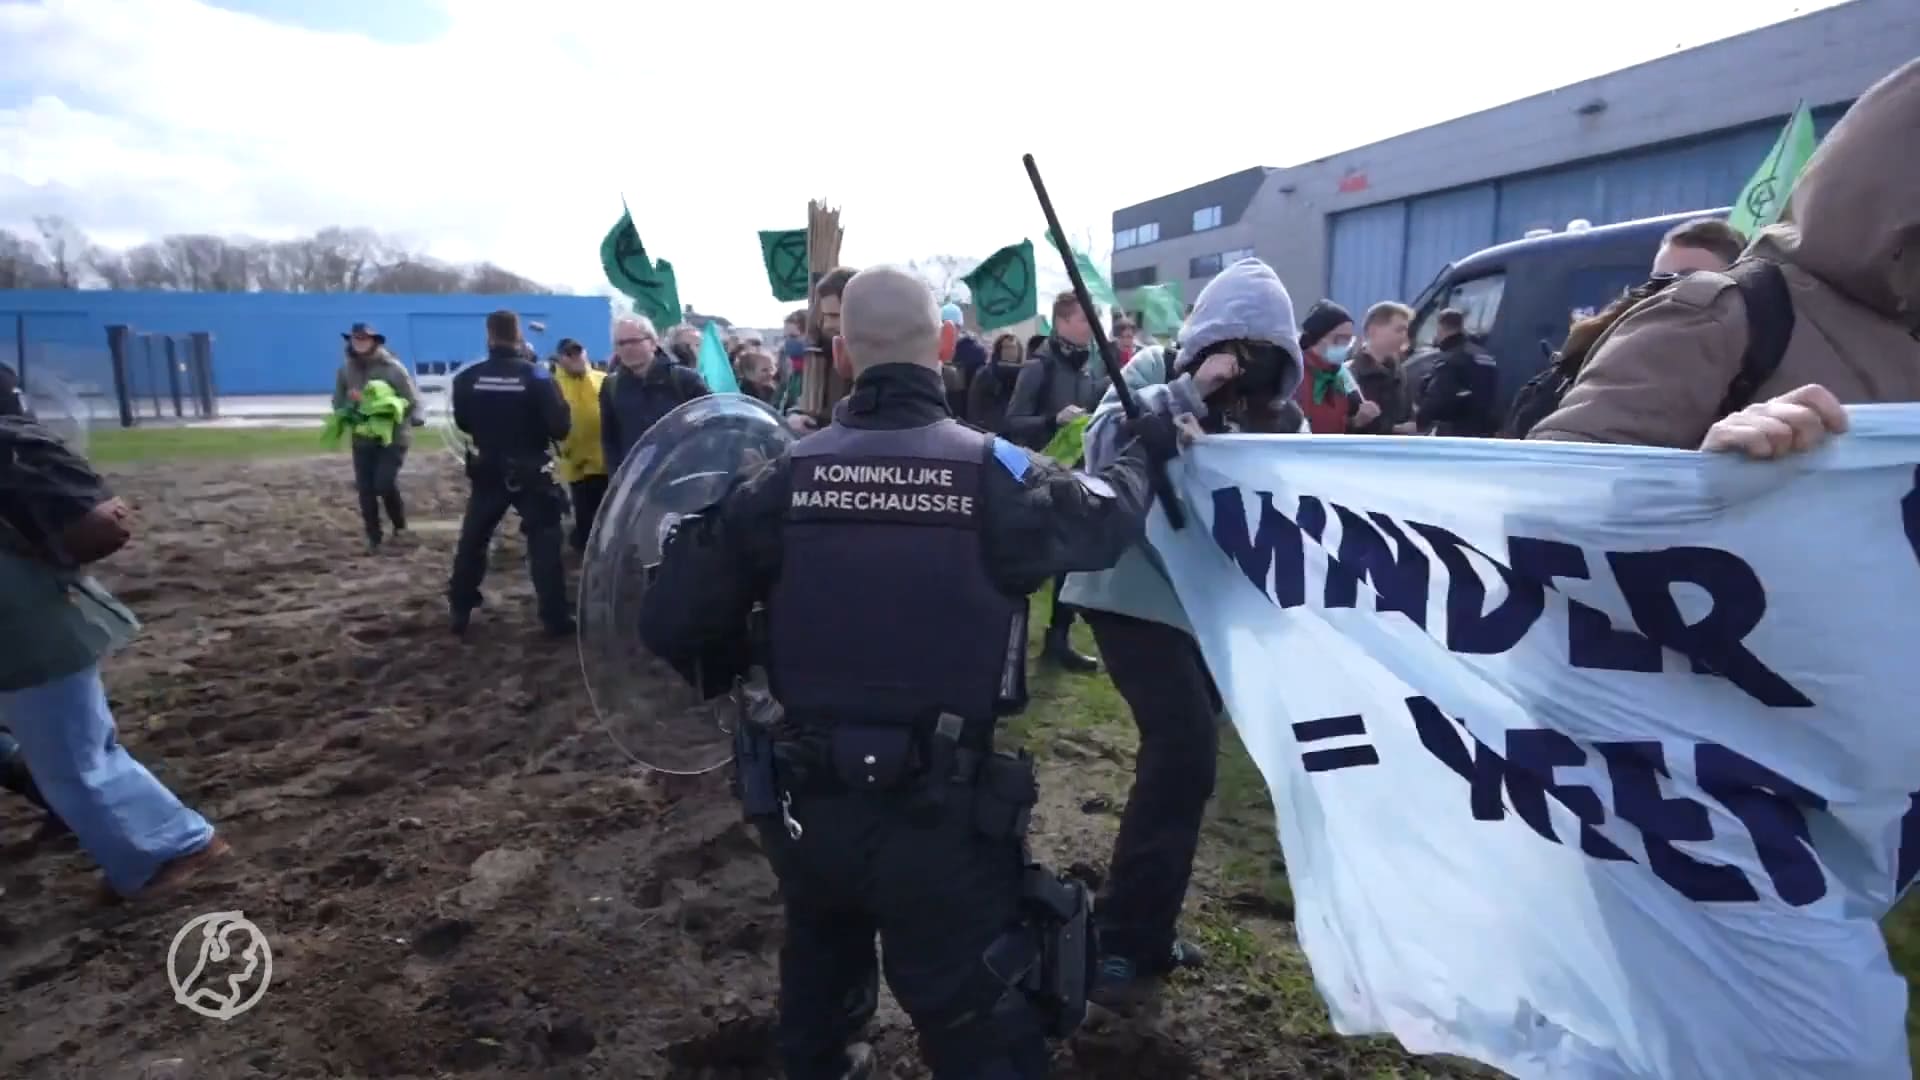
[1193,205,1222,232]
[1222,247,1254,264]
[1137,222,1160,244]
[1113,266,1159,290]
[1189,253,1224,279]
[1114,227,1138,250]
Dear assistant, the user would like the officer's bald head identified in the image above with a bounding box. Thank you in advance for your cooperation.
[834,266,956,375]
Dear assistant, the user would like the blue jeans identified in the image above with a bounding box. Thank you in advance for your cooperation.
[0,664,214,895]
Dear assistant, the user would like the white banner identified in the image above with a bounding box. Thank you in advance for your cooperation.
[1148,406,1920,1080]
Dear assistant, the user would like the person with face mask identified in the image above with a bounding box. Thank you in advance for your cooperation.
[1060,257,1305,1013]
[1292,301,1378,435]
[964,333,1028,432]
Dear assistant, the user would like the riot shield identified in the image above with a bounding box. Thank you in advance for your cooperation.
[578,394,793,774]
[20,372,91,456]
[430,391,473,463]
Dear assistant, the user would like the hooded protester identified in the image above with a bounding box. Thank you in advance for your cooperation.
[1529,58,1920,446]
[1004,293,1106,672]
[1061,256,1305,1012]
[1293,301,1378,434]
[332,323,421,553]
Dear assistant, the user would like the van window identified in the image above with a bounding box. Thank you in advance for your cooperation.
[1565,265,1654,322]
[1414,273,1505,349]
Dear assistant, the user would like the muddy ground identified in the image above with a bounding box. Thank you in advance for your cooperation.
[0,451,1484,1080]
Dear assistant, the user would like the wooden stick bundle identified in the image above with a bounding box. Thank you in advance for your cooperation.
[801,199,845,416]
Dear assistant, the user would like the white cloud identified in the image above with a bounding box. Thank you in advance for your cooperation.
[0,0,1850,324]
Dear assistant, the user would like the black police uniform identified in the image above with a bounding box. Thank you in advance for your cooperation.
[639,363,1173,1080]
[447,344,573,636]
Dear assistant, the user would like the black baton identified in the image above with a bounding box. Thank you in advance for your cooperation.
[1021,153,1185,530]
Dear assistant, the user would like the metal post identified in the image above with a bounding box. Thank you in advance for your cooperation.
[12,314,25,389]
[105,325,134,429]
[164,336,184,417]
[140,335,160,418]
[190,332,218,418]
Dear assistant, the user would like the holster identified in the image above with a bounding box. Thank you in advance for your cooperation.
[1019,865,1094,1039]
[731,685,780,820]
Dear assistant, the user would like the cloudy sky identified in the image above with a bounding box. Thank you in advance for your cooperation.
[1,0,1844,325]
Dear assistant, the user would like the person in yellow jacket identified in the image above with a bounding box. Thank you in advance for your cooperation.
[551,339,609,553]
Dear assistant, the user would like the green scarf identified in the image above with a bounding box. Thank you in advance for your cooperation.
[323,378,409,447]
[1310,364,1345,405]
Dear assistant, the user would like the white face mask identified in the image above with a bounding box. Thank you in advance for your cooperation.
[1321,340,1353,364]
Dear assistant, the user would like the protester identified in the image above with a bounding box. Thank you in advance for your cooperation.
[1346,302,1415,433]
[936,304,969,418]
[332,322,420,553]
[0,414,229,899]
[1530,59,1920,446]
[447,311,574,638]
[785,267,858,434]
[551,338,609,555]
[1503,221,1747,438]
[1293,301,1379,434]
[1063,255,1304,1012]
[1004,291,1106,673]
[778,309,809,412]
[946,302,989,394]
[666,324,702,367]
[1651,217,1749,276]
[733,345,780,407]
[1416,309,1501,436]
[1114,318,1139,364]
[636,265,1179,1080]
[964,333,1026,432]
[599,314,709,469]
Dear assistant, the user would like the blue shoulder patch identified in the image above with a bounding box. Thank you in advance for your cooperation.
[528,363,552,381]
[991,437,1034,480]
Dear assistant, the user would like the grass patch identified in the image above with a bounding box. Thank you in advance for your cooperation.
[88,425,334,465]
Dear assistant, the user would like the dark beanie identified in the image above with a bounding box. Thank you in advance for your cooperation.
[1298,300,1353,351]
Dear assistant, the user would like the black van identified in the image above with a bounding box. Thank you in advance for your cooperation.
[1406,206,1731,419]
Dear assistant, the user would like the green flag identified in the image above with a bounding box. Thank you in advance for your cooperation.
[1729,102,1819,238]
[961,240,1038,332]
[629,258,681,330]
[696,321,738,394]
[600,207,658,295]
[758,229,810,303]
[1045,229,1117,307]
[1128,281,1186,335]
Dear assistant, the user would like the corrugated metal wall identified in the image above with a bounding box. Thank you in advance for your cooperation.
[2,292,612,397]
[1325,107,1846,314]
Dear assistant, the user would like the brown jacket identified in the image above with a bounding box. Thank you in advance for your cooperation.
[333,347,419,447]
[1530,58,1920,448]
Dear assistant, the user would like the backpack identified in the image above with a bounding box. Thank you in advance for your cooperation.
[1501,259,1795,439]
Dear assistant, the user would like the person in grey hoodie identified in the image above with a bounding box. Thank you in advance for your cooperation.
[1061,256,1305,1012]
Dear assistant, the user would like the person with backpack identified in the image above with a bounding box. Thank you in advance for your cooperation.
[1503,219,1747,438]
[1528,58,1920,447]
[1416,309,1501,437]
[1004,293,1106,673]
[598,313,710,470]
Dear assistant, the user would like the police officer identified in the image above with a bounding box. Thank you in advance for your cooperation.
[637,267,1179,1080]
[448,310,574,638]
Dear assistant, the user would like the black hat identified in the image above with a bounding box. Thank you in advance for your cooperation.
[1298,300,1353,351]
[343,322,385,345]
[556,337,584,357]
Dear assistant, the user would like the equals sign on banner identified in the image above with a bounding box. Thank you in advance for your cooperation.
[1292,714,1380,773]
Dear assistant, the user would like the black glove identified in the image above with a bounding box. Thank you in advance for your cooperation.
[1121,410,1180,465]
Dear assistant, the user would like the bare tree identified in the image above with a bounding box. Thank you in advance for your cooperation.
[464,262,549,295]
[87,245,134,289]
[32,216,89,287]
[366,258,464,294]
[0,229,57,289]
[908,254,981,305]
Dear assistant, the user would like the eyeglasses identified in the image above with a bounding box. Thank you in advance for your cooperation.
[616,336,654,347]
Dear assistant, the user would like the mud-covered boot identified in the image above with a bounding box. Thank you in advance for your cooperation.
[1088,954,1163,1016]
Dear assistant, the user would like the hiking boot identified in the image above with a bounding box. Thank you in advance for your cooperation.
[834,1043,875,1080]
[365,535,383,555]
[1088,954,1162,1015]
[1041,626,1099,674]
[106,835,234,903]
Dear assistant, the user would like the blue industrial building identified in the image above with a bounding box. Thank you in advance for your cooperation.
[1110,0,1918,321]
[2,290,614,400]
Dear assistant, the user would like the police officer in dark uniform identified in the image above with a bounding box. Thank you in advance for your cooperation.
[448,310,574,638]
[637,267,1179,1080]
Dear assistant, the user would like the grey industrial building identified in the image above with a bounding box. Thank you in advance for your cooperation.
[1109,0,1920,322]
